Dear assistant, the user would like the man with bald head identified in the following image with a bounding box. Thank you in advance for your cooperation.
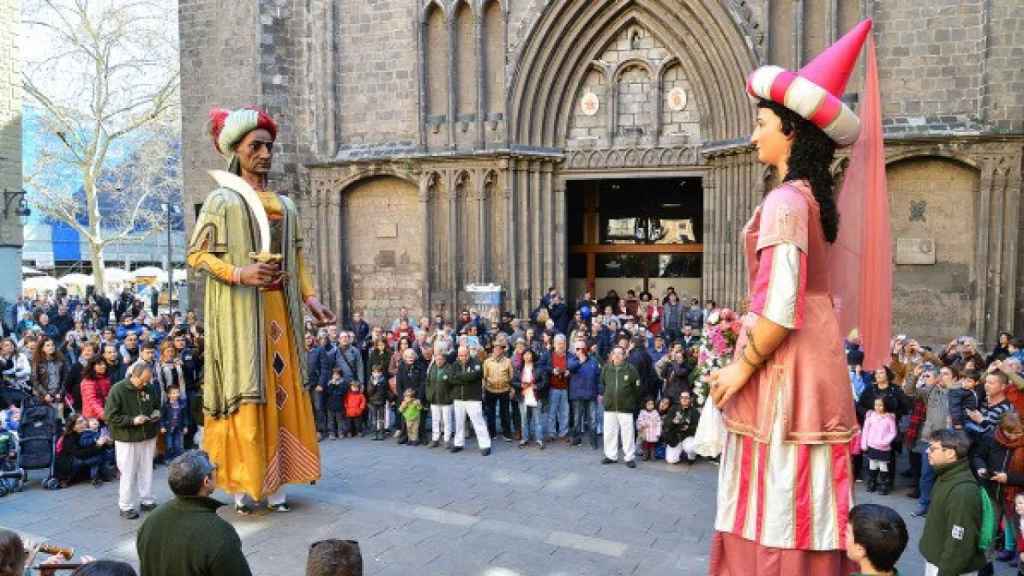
[450,345,491,455]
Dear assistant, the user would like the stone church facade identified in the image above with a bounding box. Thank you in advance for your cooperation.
[179,0,1024,346]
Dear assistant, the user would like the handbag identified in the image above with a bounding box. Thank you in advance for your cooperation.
[694,399,725,458]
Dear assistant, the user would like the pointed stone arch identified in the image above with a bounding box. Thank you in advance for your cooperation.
[509,0,757,149]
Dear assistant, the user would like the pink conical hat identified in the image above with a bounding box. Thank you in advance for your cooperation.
[799,19,873,97]
[746,19,873,147]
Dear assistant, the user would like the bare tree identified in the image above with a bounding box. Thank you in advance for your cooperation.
[22,0,180,290]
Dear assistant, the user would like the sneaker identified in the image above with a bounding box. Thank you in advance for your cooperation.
[235,504,254,516]
[910,507,928,518]
[140,501,158,512]
[92,477,103,488]
[430,440,440,448]
[480,448,491,456]
[119,508,139,520]
[502,435,513,443]
[601,457,616,465]
[449,446,463,453]
[572,437,581,446]
[537,441,545,450]
[518,440,528,448]
[268,503,291,513]
[625,460,637,469]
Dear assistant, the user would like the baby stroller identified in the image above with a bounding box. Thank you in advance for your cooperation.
[0,428,22,496]
[14,397,60,490]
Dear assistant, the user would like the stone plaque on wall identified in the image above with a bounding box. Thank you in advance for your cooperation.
[896,238,936,265]
[375,223,398,238]
[580,91,599,116]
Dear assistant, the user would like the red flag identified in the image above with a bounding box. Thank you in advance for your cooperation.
[829,35,892,368]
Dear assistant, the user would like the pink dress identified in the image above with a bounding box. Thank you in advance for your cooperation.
[710,181,859,575]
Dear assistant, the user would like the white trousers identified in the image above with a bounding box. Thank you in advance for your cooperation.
[603,411,636,463]
[235,491,286,507]
[924,563,976,576]
[431,404,454,443]
[453,400,491,449]
[666,437,697,464]
[115,438,156,512]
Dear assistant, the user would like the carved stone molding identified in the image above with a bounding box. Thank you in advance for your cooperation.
[563,145,700,171]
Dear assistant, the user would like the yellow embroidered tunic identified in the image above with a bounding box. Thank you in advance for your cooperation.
[187,188,320,499]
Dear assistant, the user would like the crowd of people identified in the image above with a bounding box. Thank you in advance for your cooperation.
[6,283,1024,575]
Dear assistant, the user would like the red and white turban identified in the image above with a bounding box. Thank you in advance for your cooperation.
[746,19,872,147]
[208,106,278,161]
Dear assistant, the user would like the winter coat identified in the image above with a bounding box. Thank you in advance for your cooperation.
[636,409,662,443]
[316,344,337,387]
[324,377,348,412]
[567,355,600,401]
[948,384,981,428]
[971,432,1024,499]
[918,459,987,575]
[919,385,950,444]
[344,391,366,418]
[661,405,699,446]
[396,360,425,401]
[32,358,67,399]
[305,346,323,391]
[367,375,388,406]
[368,348,391,375]
[600,363,641,414]
[104,379,161,443]
[81,374,113,420]
[160,398,191,433]
[856,383,909,424]
[449,358,484,402]
[426,362,455,406]
[661,302,685,332]
[859,410,897,452]
[628,348,659,402]
[513,362,549,403]
[482,355,514,395]
[335,345,364,385]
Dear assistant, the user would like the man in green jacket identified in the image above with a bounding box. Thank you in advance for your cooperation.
[919,428,988,575]
[104,363,162,519]
[137,450,252,576]
[449,345,491,455]
[426,342,455,448]
[599,346,641,468]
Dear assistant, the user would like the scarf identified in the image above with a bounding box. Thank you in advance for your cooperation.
[995,427,1024,504]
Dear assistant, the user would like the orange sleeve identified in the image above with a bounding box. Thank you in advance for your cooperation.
[298,250,315,302]
[186,249,237,285]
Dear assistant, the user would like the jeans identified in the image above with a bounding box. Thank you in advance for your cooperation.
[483,390,512,438]
[519,402,544,443]
[572,399,595,441]
[547,388,570,438]
[595,397,605,434]
[919,445,936,510]
[71,454,105,480]
[164,430,184,462]
[327,409,344,437]
[369,404,386,433]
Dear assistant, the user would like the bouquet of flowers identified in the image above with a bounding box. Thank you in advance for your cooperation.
[693,308,742,406]
[693,308,742,458]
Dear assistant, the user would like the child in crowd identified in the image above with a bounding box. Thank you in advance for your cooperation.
[949,370,982,430]
[367,365,388,441]
[845,503,908,576]
[0,405,20,434]
[160,385,190,462]
[399,388,422,446]
[344,382,366,438]
[636,398,662,462]
[325,368,347,440]
[861,397,897,494]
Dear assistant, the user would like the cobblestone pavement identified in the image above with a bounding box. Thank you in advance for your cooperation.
[0,435,1014,575]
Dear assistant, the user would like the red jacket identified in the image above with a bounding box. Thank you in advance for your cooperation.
[81,375,112,420]
[345,391,366,418]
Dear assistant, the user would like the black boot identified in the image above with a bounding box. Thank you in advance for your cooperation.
[866,469,878,493]
[878,471,891,495]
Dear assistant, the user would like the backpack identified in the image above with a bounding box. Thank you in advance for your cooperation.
[977,486,997,552]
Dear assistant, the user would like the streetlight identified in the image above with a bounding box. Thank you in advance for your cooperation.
[161,201,177,313]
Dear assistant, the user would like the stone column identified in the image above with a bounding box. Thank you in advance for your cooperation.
[419,172,436,317]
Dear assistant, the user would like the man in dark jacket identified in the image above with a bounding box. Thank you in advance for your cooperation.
[304,333,324,439]
[662,391,699,464]
[918,428,988,576]
[627,336,658,415]
[425,343,455,448]
[568,340,601,449]
[547,293,570,336]
[599,346,641,468]
[137,450,252,576]
[449,345,491,455]
[105,364,162,519]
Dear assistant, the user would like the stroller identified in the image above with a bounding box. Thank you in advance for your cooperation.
[10,397,60,491]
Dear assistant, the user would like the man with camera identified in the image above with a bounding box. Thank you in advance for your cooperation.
[104,363,162,519]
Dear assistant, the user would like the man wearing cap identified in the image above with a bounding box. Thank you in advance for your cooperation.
[187,106,335,515]
[483,334,514,441]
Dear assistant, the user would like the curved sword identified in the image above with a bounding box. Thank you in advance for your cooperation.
[208,169,281,262]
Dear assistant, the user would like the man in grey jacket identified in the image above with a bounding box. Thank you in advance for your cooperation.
[913,364,951,517]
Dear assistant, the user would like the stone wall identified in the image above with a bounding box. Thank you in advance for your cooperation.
[0,0,20,303]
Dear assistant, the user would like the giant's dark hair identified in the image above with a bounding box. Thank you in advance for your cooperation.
[757,99,839,243]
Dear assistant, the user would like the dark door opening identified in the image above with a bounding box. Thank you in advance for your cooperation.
[567,177,703,307]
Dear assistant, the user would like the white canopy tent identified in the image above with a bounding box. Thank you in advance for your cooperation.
[22,275,59,294]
